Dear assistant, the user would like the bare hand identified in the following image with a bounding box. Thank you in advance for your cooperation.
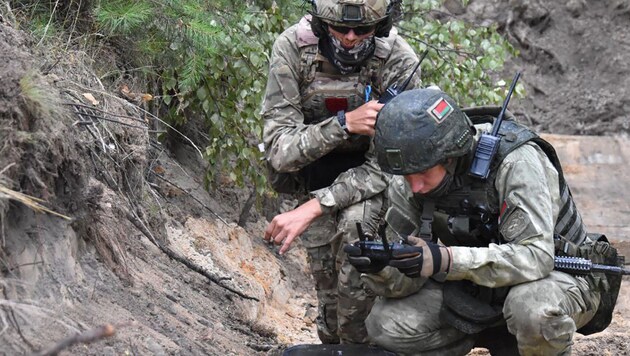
[345,100,384,136]
[263,198,323,255]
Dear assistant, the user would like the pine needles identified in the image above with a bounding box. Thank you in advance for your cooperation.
[95,0,153,35]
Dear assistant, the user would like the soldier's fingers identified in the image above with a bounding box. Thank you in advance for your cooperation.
[279,235,296,255]
[273,232,286,245]
[263,220,276,240]
[348,256,371,266]
[405,235,426,247]
[343,244,362,255]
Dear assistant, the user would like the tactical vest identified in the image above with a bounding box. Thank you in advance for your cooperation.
[428,108,621,337]
[418,107,588,251]
[294,16,396,191]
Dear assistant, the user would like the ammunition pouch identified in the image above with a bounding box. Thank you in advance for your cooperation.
[575,233,624,335]
[440,280,509,334]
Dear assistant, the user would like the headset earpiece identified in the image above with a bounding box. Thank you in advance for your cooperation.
[374,0,397,37]
[308,12,326,38]
[374,16,392,37]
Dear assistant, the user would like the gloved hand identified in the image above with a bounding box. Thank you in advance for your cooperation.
[389,236,451,278]
[343,243,389,274]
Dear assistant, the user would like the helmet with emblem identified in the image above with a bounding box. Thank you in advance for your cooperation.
[309,0,395,38]
[374,88,474,175]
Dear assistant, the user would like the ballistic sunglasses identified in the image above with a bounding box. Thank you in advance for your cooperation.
[327,23,376,36]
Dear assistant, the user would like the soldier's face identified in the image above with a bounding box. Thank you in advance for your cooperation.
[327,25,375,49]
[404,164,448,194]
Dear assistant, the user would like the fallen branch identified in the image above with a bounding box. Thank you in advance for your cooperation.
[0,185,71,221]
[125,211,259,301]
[0,162,16,176]
[70,110,148,130]
[152,173,229,226]
[34,323,123,356]
[62,86,204,159]
[63,102,147,124]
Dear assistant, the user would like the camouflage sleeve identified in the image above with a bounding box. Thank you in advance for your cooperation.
[447,143,558,287]
[262,26,348,173]
[312,36,422,214]
[312,142,387,214]
[379,34,423,94]
[384,175,422,238]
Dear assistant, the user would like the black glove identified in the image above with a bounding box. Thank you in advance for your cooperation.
[389,236,451,278]
[343,243,388,274]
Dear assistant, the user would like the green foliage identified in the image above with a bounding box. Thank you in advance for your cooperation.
[399,1,521,107]
[96,1,153,35]
[91,0,302,194]
[12,0,519,197]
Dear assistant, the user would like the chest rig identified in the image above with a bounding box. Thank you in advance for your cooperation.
[293,16,396,191]
[417,108,587,250]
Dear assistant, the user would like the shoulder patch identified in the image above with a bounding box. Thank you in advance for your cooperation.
[499,207,538,243]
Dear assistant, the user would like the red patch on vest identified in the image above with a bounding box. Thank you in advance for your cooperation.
[325,97,348,114]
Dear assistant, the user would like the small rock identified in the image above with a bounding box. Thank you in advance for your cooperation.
[566,0,586,17]
[214,321,226,330]
[165,292,179,302]
[145,338,166,356]
[101,346,116,356]
[303,306,318,324]
[443,0,466,15]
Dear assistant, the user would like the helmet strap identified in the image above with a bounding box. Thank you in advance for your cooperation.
[444,158,458,175]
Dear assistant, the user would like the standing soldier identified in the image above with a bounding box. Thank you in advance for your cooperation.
[262,0,421,344]
[346,87,622,354]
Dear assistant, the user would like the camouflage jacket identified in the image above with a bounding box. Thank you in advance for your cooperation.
[261,16,421,214]
[386,124,571,289]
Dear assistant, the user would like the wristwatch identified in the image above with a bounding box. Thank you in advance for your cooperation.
[337,110,350,135]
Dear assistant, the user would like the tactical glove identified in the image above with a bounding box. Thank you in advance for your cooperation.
[343,243,389,274]
[389,236,451,278]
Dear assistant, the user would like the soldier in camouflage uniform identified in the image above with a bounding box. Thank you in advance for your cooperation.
[345,88,620,355]
[261,0,421,344]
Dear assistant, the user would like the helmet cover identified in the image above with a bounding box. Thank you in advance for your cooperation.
[313,0,390,26]
[374,88,474,175]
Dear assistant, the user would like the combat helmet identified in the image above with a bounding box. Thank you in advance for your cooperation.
[309,0,396,38]
[374,88,474,175]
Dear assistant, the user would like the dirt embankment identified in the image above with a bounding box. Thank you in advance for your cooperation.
[1,0,630,355]
[463,0,630,137]
[0,20,316,355]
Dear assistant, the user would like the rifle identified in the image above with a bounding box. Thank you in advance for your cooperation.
[554,256,630,276]
[468,72,521,180]
[351,224,630,277]
[377,49,429,104]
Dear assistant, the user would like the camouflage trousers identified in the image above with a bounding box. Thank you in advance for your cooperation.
[366,271,600,355]
[301,194,385,344]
